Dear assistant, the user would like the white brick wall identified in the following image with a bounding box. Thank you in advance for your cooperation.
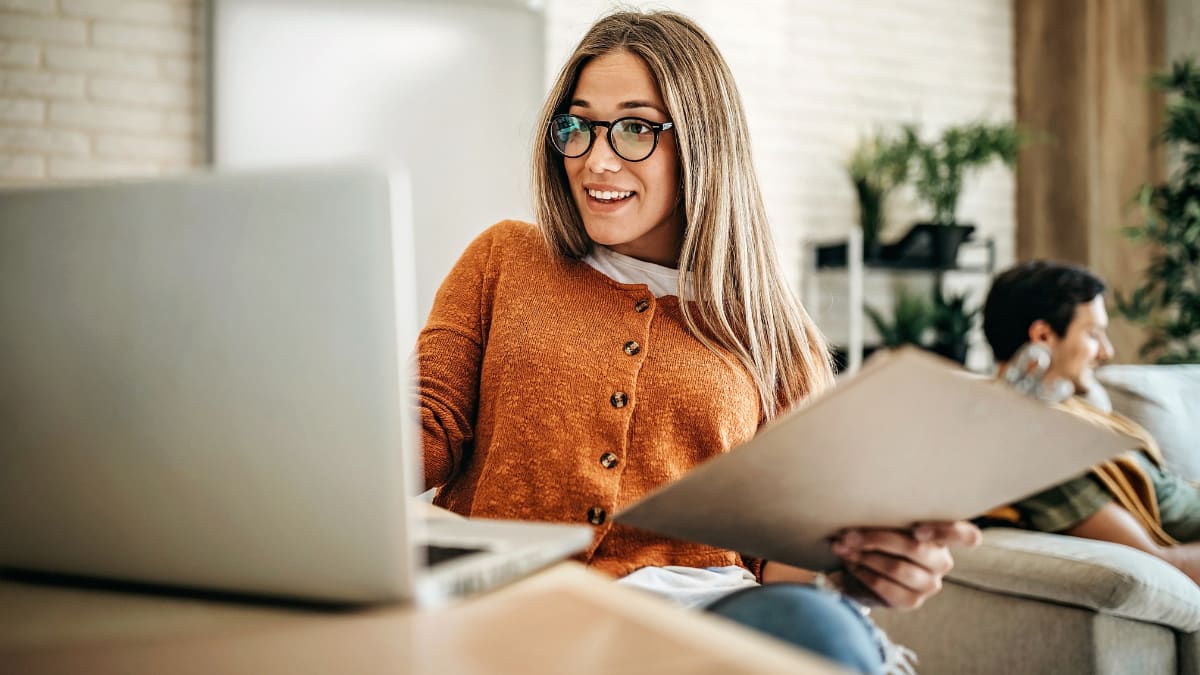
[0,0,205,185]
[544,0,1015,357]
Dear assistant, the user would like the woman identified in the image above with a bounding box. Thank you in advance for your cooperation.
[419,10,978,674]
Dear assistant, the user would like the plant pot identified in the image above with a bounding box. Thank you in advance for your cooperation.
[861,239,881,262]
[853,178,885,261]
[932,340,969,365]
[930,223,974,268]
[882,223,975,268]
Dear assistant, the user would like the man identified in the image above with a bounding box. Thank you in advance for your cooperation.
[982,261,1200,584]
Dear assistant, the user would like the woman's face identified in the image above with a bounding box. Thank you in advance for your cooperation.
[564,51,683,267]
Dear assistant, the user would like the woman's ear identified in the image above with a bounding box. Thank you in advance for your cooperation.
[1027,319,1057,346]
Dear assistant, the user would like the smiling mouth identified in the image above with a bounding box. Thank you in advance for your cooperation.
[587,188,635,203]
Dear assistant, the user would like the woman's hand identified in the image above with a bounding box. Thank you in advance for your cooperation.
[829,521,982,609]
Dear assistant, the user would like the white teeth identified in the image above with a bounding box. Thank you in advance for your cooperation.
[588,189,634,201]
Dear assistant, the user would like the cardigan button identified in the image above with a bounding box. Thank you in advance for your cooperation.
[610,392,628,408]
[634,299,650,313]
[587,506,607,525]
[623,341,640,356]
[599,452,619,469]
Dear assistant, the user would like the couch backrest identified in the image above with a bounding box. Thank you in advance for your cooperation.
[1097,365,1200,481]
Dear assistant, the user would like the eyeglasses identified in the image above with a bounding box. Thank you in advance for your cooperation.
[548,113,674,162]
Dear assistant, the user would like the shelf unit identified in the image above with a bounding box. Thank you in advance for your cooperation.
[800,229,996,374]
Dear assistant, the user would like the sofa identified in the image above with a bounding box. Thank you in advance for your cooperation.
[872,364,1200,674]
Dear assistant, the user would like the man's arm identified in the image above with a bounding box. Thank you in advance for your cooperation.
[1066,502,1200,583]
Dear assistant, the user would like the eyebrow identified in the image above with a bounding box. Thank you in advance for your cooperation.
[570,98,667,115]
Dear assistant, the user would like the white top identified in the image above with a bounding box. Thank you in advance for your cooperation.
[615,564,759,609]
[583,245,694,300]
[584,245,754,608]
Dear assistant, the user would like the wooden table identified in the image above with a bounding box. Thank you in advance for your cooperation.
[0,562,849,674]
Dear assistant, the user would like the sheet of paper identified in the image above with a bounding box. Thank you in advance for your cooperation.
[615,348,1136,570]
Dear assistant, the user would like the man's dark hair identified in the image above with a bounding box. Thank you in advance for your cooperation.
[982,261,1107,362]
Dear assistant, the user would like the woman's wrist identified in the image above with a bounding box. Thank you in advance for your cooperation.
[760,559,827,586]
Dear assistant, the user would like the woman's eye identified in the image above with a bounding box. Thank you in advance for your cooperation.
[622,121,652,135]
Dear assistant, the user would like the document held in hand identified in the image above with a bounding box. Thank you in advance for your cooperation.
[615,347,1136,570]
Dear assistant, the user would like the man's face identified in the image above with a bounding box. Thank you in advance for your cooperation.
[1034,296,1115,395]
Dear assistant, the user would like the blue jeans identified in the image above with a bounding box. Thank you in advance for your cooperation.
[705,583,884,675]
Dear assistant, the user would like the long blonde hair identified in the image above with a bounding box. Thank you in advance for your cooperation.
[532,10,834,419]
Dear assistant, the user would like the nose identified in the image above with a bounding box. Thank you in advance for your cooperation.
[584,127,622,174]
[1098,334,1115,362]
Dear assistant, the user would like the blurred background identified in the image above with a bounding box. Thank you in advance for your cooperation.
[0,0,1196,369]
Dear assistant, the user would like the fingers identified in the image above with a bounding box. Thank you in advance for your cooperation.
[832,529,953,575]
[911,520,983,547]
[845,560,939,610]
[828,522,979,610]
[830,524,974,610]
[833,531,950,598]
[826,568,885,607]
[832,538,946,610]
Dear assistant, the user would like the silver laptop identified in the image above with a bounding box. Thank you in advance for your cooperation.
[0,165,592,605]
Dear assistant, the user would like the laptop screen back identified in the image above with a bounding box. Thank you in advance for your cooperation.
[0,166,423,603]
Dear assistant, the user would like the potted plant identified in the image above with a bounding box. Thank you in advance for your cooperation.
[898,122,1023,267]
[864,285,935,348]
[930,288,980,364]
[847,132,915,260]
[1116,57,1200,364]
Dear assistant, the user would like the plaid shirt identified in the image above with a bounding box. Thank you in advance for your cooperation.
[1013,452,1200,541]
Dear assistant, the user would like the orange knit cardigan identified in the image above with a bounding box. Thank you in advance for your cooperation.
[418,221,765,579]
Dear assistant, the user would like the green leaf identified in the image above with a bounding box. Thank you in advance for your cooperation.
[864,286,935,347]
[1124,57,1200,363]
[903,120,1025,224]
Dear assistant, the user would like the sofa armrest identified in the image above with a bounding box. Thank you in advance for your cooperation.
[949,528,1200,632]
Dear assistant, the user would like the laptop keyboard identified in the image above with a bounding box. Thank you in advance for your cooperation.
[421,544,487,566]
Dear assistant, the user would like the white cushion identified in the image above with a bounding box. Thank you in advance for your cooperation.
[1097,365,1200,481]
[950,528,1200,632]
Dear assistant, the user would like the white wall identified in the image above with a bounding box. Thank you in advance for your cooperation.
[213,0,1016,354]
[212,0,544,320]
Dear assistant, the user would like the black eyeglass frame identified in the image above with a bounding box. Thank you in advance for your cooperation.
[548,113,675,163]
